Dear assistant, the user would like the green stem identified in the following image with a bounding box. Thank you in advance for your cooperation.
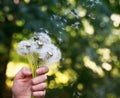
[27,53,39,98]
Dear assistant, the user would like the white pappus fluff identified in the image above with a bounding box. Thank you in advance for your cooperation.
[38,44,61,65]
[16,32,61,66]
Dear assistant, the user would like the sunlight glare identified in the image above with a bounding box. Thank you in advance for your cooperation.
[24,0,30,3]
[16,20,25,26]
[97,48,111,62]
[83,56,104,77]
[67,0,76,6]
[111,13,120,27]
[102,62,112,71]
[82,19,94,35]
[6,61,28,77]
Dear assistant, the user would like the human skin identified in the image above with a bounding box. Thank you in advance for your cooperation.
[12,66,49,98]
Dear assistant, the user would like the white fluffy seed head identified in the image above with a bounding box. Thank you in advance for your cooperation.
[33,32,51,44]
[17,32,61,66]
[37,44,61,65]
[29,41,39,53]
[16,40,31,56]
[45,44,61,65]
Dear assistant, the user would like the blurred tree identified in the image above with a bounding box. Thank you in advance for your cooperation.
[0,1,20,97]
[0,0,120,98]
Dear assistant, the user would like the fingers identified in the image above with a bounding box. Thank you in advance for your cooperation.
[32,66,49,98]
[32,83,46,98]
[36,66,49,75]
[32,90,46,98]
[15,66,49,80]
[32,74,47,84]
[32,76,47,98]
[15,67,32,79]
[32,66,48,85]
[32,83,46,91]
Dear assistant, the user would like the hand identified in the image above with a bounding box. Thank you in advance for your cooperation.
[12,66,49,98]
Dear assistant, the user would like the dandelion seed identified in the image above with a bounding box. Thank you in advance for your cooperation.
[33,36,39,41]
[64,10,71,15]
[53,14,58,19]
[62,28,65,30]
[57,38,63,43]
[72,92,76,97]
[37,41,43,46]
[71,22,80,29]
[45,29,49,34]
[56,24,60,27]
[70,83,74,87]
[47,51,53,56]
[63,19,67,23]
[77,91,82,96]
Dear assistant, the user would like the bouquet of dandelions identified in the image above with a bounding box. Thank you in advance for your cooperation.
[17,32,61,81]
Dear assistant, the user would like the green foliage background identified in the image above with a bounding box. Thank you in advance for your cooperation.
[0,0,120,98]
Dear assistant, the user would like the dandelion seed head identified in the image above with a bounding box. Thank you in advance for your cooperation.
[38,44,61,66]
[33,32,51,44]
[17,31,61,67]
[29,41,39,53]
[16,40,31,56]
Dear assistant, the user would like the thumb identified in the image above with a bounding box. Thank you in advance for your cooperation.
[15,67,32,79]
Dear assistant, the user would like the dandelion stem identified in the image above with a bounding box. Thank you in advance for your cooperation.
[27,53,39,98]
